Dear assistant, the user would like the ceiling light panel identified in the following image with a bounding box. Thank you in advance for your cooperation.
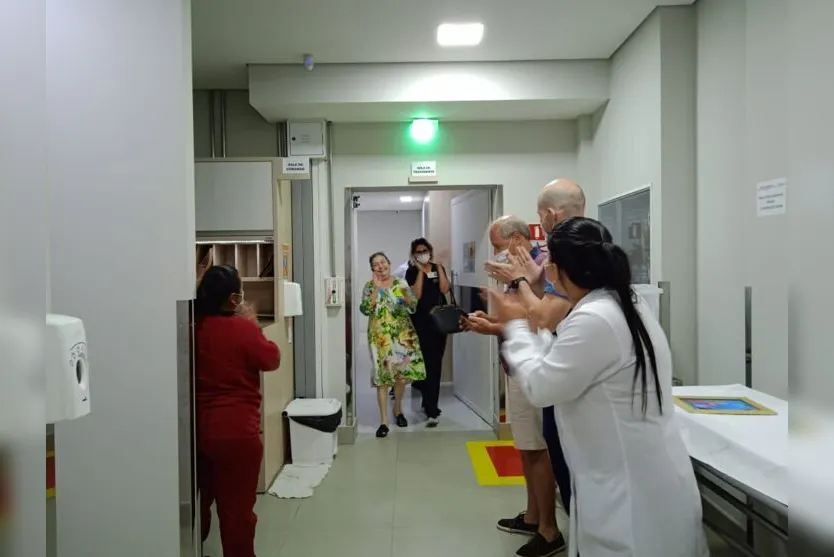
[436,23,484,47]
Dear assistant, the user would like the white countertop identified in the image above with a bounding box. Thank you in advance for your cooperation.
[673,384,788,507]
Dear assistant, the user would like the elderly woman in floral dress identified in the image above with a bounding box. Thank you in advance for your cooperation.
[360,251,426,438]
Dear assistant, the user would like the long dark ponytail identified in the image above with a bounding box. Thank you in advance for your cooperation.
[547,217,662,415]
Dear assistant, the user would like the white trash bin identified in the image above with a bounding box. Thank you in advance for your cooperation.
[632,284,663,321]
[283,398,343,465]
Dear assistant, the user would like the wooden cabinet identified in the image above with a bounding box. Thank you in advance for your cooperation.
[194,157,305,493]
[195,241,276,320]
[195,161,274,233]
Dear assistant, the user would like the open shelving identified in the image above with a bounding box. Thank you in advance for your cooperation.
[196,238,276,319]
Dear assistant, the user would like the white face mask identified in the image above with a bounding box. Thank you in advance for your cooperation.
[416,253,430,264]
[493,250,510,264]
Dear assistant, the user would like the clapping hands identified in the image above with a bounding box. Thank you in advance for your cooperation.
[235,301,259,324]
[484,246,543,284]
[483,288,528,324]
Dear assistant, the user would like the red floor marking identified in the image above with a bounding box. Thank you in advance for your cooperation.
[486,444,524,478]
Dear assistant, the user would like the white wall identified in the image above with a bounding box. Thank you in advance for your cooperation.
[322,120,578,408]
[785,0,834,405]
[696,0,788,398]
[47,2,195,556]
[193,89,278,157]
[579,14,662,213]
[578,7,698,386]
[1,3,48,556]
[695,0,748,388]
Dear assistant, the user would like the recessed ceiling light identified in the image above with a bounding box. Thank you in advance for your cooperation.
[436,23,484,47]
[400,195,414,203]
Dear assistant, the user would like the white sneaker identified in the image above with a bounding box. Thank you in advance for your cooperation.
[426,417,439,428]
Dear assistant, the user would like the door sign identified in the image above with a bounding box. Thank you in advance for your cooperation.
[529,224,545,241]
[529,223,547,249]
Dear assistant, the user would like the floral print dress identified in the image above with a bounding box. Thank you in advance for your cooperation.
[360,278,427,387]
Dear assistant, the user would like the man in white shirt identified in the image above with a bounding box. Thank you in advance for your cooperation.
[465,215,567,557]
[481,179,586,557]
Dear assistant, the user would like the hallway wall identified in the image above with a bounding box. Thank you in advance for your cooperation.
[193,89,277,157]
[47,1,196,556]
[1,3,48,555]
[695,0,788,398]
[576,7,698,386]
[321,121,578,407]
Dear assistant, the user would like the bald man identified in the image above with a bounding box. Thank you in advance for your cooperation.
[538,178,586,239]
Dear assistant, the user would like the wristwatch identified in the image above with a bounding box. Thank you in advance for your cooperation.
[508,277,528,290]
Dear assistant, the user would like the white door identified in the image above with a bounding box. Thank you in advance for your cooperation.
[450,189,495,427]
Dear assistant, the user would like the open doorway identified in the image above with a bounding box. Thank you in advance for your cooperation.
[346,185,503,436]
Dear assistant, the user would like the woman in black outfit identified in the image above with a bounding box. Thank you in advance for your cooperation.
[404,238,450,427]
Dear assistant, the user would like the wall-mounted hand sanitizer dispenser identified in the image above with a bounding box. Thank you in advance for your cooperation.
[283,281,303,317]
[45,314,91,423]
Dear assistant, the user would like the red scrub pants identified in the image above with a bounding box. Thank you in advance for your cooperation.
[198,435,263,557]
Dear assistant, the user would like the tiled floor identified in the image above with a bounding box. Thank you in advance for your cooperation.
[353,339,492,434]
[204,429,742,557]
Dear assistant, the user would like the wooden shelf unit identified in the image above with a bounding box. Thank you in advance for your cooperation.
[194,157,304,494]
[195,239,276,319]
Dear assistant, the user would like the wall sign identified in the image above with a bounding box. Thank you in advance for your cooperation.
[281,244,290,279]
[529,224,545,241]
[411,161,437,178]
[756,178,787,217]
[281,156,310,175]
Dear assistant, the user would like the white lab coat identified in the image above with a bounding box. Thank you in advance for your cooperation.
[502,289,709,557]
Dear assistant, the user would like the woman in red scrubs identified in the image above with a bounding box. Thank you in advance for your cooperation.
[195,265,281,557]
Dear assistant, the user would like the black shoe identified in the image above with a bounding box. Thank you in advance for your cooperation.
[496,512,538,536]
[395,414,408,428]
[515,533,566,557]
[376,424,389,438]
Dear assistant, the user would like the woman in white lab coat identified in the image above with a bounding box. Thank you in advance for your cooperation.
[493,217,709,557]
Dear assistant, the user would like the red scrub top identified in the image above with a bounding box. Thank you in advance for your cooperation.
[195,314,281,441]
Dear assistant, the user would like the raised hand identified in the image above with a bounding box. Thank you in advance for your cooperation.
[485,288,527,324]
[484,259,516,284]
[236,301,259,324]
[510,246,543,284]
[465,314,494,334]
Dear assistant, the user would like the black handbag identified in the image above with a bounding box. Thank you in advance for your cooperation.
[430,283,467,335]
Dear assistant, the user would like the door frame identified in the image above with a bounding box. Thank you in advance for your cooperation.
[344,184,503,436]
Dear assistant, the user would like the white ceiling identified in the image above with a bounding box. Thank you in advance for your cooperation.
[192,0,694,89]
[354,191,427,212]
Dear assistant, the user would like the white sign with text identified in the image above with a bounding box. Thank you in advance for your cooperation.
[756,178,787,217]
[410,161,437,177]
[281,156,310,175]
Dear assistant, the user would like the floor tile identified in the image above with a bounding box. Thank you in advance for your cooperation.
[200,411,744,557]
[276,525,393,557]
[394,524,524,557]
